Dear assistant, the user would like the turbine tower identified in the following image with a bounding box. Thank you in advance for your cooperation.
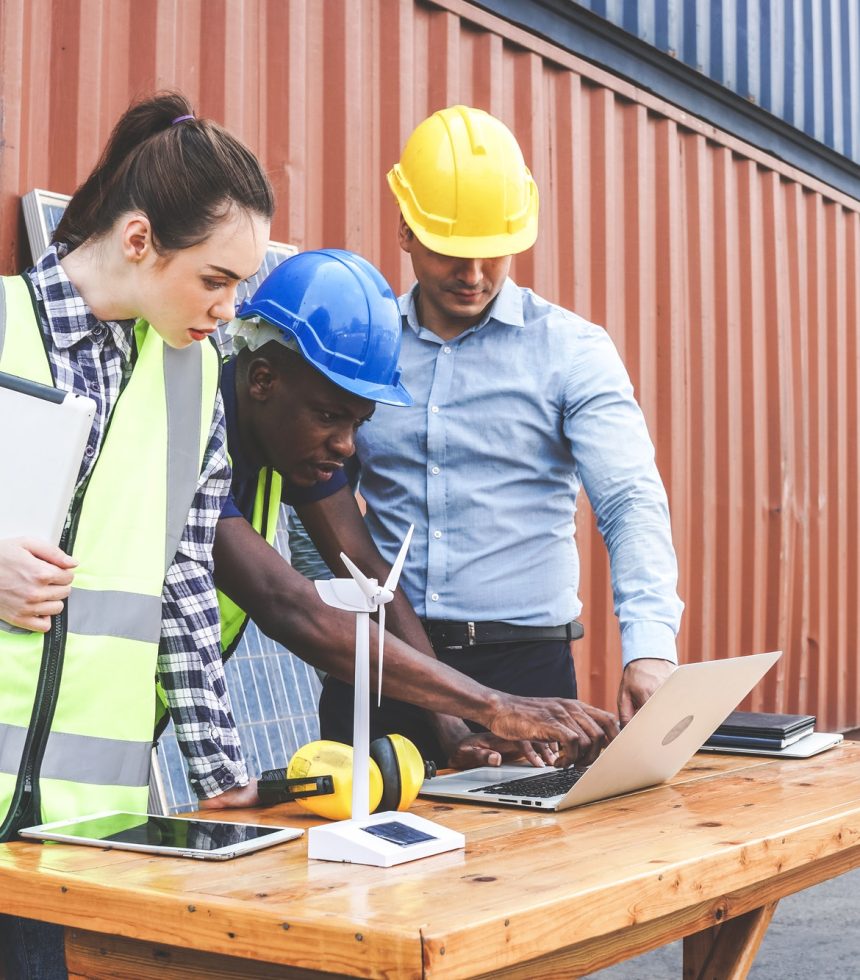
[309,524,464,866]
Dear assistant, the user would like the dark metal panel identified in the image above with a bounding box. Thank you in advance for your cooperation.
[474,0,860,198]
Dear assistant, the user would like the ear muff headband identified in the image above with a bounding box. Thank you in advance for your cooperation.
[370,735,403,812]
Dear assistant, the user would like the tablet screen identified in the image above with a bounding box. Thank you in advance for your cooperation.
[19,811,301,858]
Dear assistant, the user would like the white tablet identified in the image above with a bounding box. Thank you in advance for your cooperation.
[0,371,96,544]
[18,810,303,860]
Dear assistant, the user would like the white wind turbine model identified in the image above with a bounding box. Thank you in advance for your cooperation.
[307,524,464,867]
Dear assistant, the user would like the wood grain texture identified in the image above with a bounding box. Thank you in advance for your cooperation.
[1,748,859,979]
[683,902,777,980]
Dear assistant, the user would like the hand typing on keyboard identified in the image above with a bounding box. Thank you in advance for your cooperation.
[483,694,619,767]
[470,766,589,797]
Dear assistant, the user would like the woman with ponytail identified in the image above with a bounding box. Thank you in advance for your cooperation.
[0,92,273,979]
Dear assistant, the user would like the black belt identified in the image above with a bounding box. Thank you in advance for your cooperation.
[422,619,584,648]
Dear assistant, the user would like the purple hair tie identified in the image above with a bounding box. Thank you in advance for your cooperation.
[171,114,195,125]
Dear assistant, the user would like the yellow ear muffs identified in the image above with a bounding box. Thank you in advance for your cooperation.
[258,735,436,820]
[286,740,383,820]
[369,733,436,813]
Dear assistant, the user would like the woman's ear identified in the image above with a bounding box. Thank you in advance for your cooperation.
[120,213,153,263]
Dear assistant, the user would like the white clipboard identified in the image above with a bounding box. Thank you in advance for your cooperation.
[0,370,95,545]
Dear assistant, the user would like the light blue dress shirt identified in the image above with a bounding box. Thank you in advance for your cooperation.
[354,278,683,668]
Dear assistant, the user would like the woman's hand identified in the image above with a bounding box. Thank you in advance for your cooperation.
[0,537,77,632]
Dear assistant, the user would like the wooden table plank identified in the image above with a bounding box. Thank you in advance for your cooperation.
[0,747,858,979]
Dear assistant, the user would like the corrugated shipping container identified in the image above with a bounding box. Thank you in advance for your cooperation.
[1,0,858,731]
[570,0,860,166]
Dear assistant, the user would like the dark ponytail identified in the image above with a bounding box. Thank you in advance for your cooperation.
[53,91,274,253]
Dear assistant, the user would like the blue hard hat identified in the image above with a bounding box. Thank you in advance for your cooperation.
[236,249,412,407]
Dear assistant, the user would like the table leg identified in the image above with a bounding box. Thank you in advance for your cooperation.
[64,928,352,980]
[682,901,778,980]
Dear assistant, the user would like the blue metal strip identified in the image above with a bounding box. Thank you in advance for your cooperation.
[683,0,698,68]
[783,0,795,127]
[802,0,815,137]
[822,0,835,149]
[759,0,771,111]
[840,0,852,158]
[736,0,749,99]
[655,0,669,54]
[711,0,724,85]
[622,0,638,36]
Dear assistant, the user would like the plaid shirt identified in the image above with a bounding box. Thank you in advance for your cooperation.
[25,245,248,798]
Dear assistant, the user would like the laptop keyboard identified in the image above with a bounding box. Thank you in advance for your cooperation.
[468,766,587,798]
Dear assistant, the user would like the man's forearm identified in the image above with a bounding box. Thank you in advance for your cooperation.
[215,516,502,726]
[293,492,471,748]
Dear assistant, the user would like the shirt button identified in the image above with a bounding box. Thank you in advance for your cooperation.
[431,405,440,414]
[431,466,440,475]
[431,593,439,602]
[442,346,452,354]
[92,325,106,341]
[433,530,442,539]
[84,445,95,458]
[88,379,99,390]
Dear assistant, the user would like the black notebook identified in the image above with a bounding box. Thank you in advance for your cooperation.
[704,711,815,750]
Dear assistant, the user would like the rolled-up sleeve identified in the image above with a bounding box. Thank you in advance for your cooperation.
[157,392,249,798]
[563,326,683,667]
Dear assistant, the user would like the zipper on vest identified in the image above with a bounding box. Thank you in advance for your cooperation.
[0,515,78,839]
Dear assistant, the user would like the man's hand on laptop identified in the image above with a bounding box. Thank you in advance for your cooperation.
[484,694,620,767]
[0,536,77,632]
[447,732,561,769]
[617,658,676,726]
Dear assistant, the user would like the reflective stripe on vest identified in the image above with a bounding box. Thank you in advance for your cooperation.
[0,275,219,835]
[67,589,162,642]
[0,724,151,787]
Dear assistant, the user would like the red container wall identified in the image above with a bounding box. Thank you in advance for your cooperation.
[1,0,858,729]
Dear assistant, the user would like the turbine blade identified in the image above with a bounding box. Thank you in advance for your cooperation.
[383,524,415,592]
[315,579,373,612]
[377,604,385,707]
[341,552,377,599]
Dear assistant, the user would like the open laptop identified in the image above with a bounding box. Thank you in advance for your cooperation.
[420,651,782,811]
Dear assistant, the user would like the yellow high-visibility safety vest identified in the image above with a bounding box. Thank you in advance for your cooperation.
[0,274,220,840]
[218,463,283,659]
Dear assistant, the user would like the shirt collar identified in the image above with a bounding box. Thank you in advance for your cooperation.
[400,276,524,340]
[29,244,135,358]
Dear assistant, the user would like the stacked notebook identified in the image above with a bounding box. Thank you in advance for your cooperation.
[705,711,815,750]
[701,710,843,758]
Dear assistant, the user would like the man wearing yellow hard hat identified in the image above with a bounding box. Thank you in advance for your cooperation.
[315,105,683,764]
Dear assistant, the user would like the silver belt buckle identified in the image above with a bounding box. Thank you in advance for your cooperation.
[467,622,476,646]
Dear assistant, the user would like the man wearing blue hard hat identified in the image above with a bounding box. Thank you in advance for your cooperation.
[187,249,618,808]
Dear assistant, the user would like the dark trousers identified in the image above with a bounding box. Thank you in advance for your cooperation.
[318,638,577,768]
[0,915,67,980]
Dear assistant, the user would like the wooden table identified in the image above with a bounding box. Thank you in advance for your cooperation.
[1,746,859,979]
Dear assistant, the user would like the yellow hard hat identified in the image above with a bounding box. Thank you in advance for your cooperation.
[387,105,539,259]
